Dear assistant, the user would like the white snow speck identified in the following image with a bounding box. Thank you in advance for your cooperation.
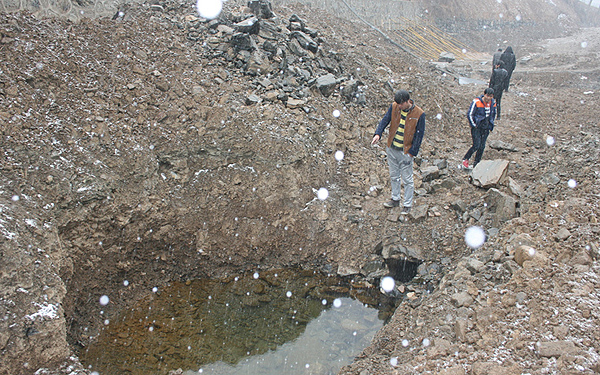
[380,276,395,293]
[465,226,486,249]
[24,219,37,227]
[317,188,329,200]
[25,303,59,321]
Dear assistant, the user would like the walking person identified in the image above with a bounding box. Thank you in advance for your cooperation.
[492,48,503,70]
[462,88,497,169]
[489,60,508,119]
[500,46,516,92]
[371,90,426,214]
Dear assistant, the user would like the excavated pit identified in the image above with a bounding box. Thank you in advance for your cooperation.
[60,216,422,374]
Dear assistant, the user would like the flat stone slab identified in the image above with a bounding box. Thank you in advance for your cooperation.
[471,159,510,188]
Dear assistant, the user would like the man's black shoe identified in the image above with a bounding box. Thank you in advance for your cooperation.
[383,199,400,208]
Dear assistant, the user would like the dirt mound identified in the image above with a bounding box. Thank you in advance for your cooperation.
[0,0,599,374]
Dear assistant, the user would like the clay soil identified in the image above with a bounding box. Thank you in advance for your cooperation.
[0,0,599,374]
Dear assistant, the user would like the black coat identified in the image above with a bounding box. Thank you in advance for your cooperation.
[489,68,508,94]
[500,46,516,74]
[492,50,503,67]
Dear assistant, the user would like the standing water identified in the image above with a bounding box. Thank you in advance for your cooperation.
[80,268,394,375]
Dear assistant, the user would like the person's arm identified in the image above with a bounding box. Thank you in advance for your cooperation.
[467,99,477,127]
[371,104,393,145]
[408,113,426,157]
[489,101,497,130]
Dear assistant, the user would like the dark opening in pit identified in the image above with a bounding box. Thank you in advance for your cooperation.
[78,267,411,375]
[386,257,420,283]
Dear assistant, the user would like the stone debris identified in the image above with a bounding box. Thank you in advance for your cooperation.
[0,0,599,374]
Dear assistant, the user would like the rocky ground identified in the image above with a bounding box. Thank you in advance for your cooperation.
[0,0,599,374]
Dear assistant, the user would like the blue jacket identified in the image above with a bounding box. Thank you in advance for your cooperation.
[467,95,496,131]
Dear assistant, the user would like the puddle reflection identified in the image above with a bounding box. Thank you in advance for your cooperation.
[188,298,381,375]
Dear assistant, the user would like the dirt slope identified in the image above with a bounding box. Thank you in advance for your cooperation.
[0,0,599,374]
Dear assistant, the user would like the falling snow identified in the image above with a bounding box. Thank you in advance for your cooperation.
[1,1,599,374]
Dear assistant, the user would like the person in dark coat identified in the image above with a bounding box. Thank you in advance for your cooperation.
[489,60,508,118]
[499,46,516,92]
[492,48,503,70]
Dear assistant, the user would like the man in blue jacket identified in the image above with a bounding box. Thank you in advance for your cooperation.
[462,88,496,169]
[371,90,426,214]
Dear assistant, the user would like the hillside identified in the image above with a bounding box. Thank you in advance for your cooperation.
[0,0,599,374]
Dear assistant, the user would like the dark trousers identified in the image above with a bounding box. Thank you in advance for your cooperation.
[505,71,513,92]
[494,91,503,118]
[463,126,490,166]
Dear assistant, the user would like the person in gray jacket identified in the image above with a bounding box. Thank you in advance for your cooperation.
[492,48,503,70]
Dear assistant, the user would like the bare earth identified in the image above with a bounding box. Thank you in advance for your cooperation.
[0,1,599,374]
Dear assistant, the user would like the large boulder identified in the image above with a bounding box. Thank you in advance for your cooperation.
[484,188,519,227]
[471,159,510,188]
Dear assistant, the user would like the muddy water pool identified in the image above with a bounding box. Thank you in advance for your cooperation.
[80,268,394,374]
